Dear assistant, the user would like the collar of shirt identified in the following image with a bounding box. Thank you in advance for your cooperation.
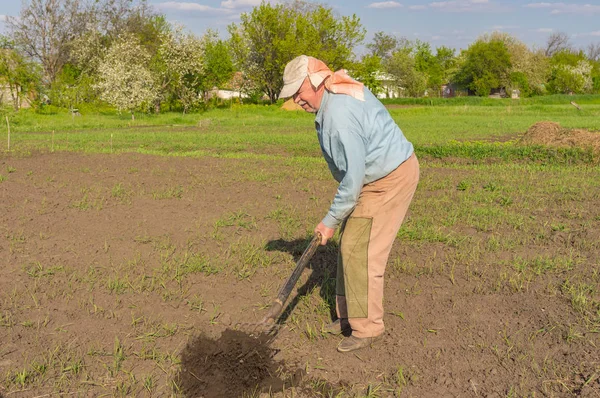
[314,90,329,131]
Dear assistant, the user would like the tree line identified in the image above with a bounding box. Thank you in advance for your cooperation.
[1,0,599,116]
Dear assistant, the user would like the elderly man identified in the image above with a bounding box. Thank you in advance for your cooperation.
[279,55,419,353]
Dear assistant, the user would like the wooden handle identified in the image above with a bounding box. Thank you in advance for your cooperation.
[261,233,321,323]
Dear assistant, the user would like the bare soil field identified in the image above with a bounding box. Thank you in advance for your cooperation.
[1,151,599,397]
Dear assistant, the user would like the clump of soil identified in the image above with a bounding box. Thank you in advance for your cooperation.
[177,329,287,397]
[519,121,600,152]
[281,98,303,111]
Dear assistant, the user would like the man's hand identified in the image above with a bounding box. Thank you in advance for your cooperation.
[315,222,335,245]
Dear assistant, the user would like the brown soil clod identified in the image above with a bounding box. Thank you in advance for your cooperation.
[177,329,289,397]
[519,121,600,152]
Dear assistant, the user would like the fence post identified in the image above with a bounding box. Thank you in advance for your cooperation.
[6,116,10,151]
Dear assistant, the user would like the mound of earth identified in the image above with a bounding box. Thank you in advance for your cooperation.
[281,98,303,111]
[519,121,600,152]
[177,329,289,397]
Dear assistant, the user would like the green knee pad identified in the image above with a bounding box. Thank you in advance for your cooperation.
[337,217,372,318]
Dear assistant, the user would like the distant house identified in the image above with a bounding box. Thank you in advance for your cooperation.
[0,83,10,106]
[205,72,250,101]
[441,83,454,98]
[206,88,248,100]
[488,88,507,99]
[441,83,470,98]
[0,48,34,109]
[0,80,32,109]
[373,71,402,99]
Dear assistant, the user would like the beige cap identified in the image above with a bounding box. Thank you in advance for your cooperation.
[279,55,309,99]
[280,55,335,99]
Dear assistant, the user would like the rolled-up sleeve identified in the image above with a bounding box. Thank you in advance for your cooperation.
[321,129,366,228]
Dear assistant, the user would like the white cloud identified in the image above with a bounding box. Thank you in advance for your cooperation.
[156,2,228,13]
[428,0,494,12]
[533,28,554,33]
[367,1,403,9]
[226,13,242,20]
[157,0,278,14]
[221,0,263,9]
[492,25,518,30]
[408,5,426,10]
[524,2,600,14]
[573,30,600,37]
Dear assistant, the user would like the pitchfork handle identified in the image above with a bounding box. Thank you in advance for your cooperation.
[261,233,321,323]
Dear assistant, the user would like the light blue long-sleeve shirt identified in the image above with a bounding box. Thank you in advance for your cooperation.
[315,87,414,228]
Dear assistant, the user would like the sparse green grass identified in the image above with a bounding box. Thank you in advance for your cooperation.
[70,187,105,210]
[181,252,219,275]
[111,182,133,203]
[152,185,184,200]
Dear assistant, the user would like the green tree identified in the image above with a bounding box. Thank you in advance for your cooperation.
[453,39,511,96]
[414,41,442,96]
[351,54,383,95]
[481,32,549,96]
[47,64,96,109]
[386,48,426,97]
[366,32,399,60]
[301,2,364,70]
[435,45,457,83]
[0,36,41,110]
[200,30,235,100]
[228,1,365,102]
[509,72,531,97]
[591,59,600,93]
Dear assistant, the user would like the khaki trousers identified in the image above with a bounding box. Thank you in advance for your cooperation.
[336,153,419,338]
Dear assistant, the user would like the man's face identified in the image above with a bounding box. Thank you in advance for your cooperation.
[293,78,320,113]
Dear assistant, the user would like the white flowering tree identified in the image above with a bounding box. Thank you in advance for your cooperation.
[95,34,157,119]
[551,60,593,94]
[157,26,204,114]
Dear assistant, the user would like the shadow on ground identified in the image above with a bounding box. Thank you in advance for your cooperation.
[265,237,339,325]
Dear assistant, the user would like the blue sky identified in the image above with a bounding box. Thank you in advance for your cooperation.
[1,0,599,54]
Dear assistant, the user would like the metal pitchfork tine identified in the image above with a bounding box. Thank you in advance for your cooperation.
[238,232,322,335]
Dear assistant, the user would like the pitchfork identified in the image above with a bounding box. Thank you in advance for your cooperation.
[238,232,322,335]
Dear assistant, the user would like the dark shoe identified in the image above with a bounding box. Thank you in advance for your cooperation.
[322,319,350,335]
[337,334,381,353]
